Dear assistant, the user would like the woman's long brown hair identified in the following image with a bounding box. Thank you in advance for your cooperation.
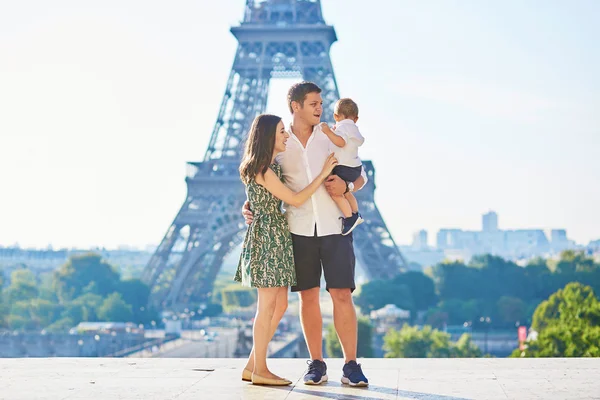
[239,114,282,185]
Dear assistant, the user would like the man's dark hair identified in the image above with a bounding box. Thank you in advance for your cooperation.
[287,81,322,114]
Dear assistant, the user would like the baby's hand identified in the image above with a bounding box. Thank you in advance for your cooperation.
[319,122,333,133]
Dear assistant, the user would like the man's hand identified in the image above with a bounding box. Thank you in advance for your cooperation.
[325,175,346,196]
[242,200,253,225]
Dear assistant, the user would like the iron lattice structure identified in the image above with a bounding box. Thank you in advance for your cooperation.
[142,0,408,310]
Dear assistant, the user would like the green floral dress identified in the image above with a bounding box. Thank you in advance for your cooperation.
[234,163,296,288]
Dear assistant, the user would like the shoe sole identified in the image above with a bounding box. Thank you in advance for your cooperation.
[304,374,328,385]
[341,376,369,387]
[342,217,364,236]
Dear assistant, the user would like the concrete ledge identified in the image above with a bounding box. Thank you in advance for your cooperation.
[1,358,599,399]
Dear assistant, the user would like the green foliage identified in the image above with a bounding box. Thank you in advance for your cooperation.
[116,279,156,324]
[354,271,436,318]
[201,302,223,318]
[53,253,120,302]
[354,280,412,313]
[325,316,374,358]
[2,254,156,332]
[383,325,481,358]
[496,296,526,324]
[428,251,600,328]
[515,282,600,357]
[7,269,39,303]
[357,316,374,357]
[96,293,133,322]
[324,323,342,357]
[221,286,257,311]
[393,271,437,312]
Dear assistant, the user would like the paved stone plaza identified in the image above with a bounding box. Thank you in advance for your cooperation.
[1,357,599,399]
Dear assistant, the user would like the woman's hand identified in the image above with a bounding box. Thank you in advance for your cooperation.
[320,153,338,177]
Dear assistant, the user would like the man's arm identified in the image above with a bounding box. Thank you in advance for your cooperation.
[325,166,368,196]
[242,200,253,225]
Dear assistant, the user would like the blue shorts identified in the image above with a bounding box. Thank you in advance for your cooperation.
[290,229,356,292]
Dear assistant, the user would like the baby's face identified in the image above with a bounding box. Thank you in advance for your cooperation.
[333,113,343,123]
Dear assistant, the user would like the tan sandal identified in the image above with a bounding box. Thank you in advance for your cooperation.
[251,373,292,386]
[241,368,252,382]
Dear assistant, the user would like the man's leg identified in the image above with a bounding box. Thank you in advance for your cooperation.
[298,287,323,360]
[329,288,357,363]
[321,234,368,386]
[291,232,328,385]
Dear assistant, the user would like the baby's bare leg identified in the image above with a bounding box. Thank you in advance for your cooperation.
[332,194,352,218]
[344,192,359,214]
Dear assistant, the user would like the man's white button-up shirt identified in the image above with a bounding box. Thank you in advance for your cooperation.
[275,124,368,237]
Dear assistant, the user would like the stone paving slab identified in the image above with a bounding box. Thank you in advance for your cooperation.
[0,358,599,399]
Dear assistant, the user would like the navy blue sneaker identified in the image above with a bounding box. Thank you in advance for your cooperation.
[342,360,368,387]
[303,359,328,385]
[341,213,364,236]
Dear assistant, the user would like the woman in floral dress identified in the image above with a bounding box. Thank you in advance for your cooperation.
[236,114,337,386]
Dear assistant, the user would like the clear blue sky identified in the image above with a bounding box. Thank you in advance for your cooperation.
[1,0,598,249]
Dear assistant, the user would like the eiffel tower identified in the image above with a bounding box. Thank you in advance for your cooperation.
[142,0,408,310]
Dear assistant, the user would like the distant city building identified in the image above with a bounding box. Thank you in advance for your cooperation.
[482,211,499,232]
[435,211,574,261]
[412,230,429,250]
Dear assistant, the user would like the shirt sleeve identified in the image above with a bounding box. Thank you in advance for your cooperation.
[349,125,365,146]
[358,163,368,189]
[333,125,349,146]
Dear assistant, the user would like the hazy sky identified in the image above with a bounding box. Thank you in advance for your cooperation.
[1,0,599,249]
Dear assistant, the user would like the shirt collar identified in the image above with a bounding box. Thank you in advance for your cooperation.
[336,119,355,126]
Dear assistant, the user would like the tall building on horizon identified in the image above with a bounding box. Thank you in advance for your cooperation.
[412,230,428,250]
[482,211,499,232]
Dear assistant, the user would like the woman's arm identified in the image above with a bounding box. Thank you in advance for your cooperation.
[256,154,337,207]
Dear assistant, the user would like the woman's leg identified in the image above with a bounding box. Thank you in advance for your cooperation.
[252,287,281,378]
[245,287,288,373]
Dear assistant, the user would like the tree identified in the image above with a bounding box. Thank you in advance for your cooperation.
[325,316,373,358]
[497,296,526,325]
[354,279,413,314]
[357,316,374,358]
[383,325,482,358]
[116,279,155,324]
[453,333,482,357]
[324,324,342,358]
[221,286,257,311]
[515,282,600,357]
[393,271,437,313]
[6,269,39,303]
[53,253,120,302]
[96,293,133,322]
[555,250,597,274]
[0,268,5,328]
[60,292,104,324]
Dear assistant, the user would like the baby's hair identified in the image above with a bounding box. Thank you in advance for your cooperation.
[335,98,359,119]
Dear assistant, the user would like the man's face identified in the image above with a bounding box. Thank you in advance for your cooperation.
[294,92,323,126]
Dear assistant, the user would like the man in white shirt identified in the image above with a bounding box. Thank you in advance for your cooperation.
[243,82,369,387]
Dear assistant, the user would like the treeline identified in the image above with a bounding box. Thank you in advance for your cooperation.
[355,251,600,330]
[0,253,157,332]
[512,282,600,357]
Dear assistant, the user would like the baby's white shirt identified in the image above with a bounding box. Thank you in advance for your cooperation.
[330,119,364,167]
